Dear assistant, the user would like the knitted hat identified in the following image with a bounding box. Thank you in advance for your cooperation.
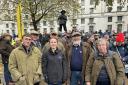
[116,33,125,42]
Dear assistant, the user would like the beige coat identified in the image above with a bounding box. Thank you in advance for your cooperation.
[9,45,42,85]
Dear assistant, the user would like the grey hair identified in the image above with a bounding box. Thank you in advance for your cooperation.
[96,38,109,47]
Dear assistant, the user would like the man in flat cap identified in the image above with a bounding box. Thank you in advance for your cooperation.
[67,32,93,85]
[30,30,42,50]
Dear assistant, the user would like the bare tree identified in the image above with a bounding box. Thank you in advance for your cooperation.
[94,0,127,6]
[2,0,80,31]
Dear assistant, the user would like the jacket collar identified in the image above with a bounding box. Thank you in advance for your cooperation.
[49,48,59,55]
[95,50,113,59]
[18,44,34,54]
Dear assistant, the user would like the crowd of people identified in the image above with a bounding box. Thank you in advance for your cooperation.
[0,29,128,85]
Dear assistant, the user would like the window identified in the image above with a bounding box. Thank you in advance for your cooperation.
[50,28,54,32]
[108,17,112,22]
[89,18,94,23]
[117,16,123,22]
[43,21,47,26]
[6,23,9,28]
[14,15,16,20]
[90,0,94,5]
[12,30,15,34]
[12,23,15,28]
[72,19,77,25]
[49,21,54,26]
[117,0,121,3]
[6,30,9,33]
[81,18,85,24]
[107,7,112,12]
[73,9,78,16]
[81,8,85,14]
[117,6,122,12]
[107,25,112,31]
[24,22,28,28]
[24,29,27,34]
[117,24,122,32]
[90,8,94,14]
[81,0,85,6]
[25,15,28,19]
[89,26,94,33]
[43,28,47,32]
[8,10,11,14]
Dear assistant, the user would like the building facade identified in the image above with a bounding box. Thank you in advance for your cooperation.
[75,0,128,33]
[0,0,128,35]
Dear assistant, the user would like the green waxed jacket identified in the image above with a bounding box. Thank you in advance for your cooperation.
[85,51,126,85]
[9,45,42,85]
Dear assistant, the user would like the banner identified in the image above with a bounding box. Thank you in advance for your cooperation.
[16,1,24,39]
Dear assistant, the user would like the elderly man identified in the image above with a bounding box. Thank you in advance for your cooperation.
[85,38,125,85]
[9,34,42,85]
[67,32,92,85]
[30,30,42,50]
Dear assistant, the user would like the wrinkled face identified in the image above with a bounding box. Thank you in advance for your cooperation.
[97,40,107,54]
[49,38,58,49]
[22,36,32,48]
[31,34,39,41]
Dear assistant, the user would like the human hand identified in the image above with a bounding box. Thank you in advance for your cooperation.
[86,81,91,85]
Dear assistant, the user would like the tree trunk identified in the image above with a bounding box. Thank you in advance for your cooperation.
[31,13,38,31]
[32,21,38,31]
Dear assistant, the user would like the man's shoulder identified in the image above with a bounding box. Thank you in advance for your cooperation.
[33,46,41,52]
[10,47,20,55]
[13,46,22,51]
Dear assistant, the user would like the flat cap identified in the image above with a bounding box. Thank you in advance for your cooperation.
[30,30,39,35]
[72,32,81,37]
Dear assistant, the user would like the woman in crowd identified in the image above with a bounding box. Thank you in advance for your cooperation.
[42,37,68,85]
